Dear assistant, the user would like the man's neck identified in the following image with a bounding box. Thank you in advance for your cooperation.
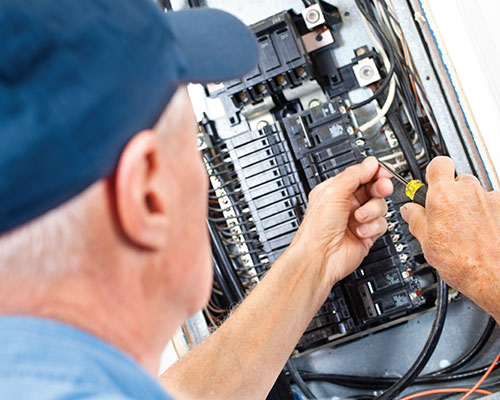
[0,272,178,375]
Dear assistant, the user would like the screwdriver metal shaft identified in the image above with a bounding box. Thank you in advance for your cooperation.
[377,159,427,207]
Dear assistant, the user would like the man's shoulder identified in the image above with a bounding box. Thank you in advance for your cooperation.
[0,316,173,400]
[0,376,143,400]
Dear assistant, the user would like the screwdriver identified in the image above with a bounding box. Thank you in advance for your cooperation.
[377,159,428,207]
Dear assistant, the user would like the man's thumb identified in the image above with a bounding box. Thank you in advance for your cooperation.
[400,203,428,243]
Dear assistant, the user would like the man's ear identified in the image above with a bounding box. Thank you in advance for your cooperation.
[114,130,169,249]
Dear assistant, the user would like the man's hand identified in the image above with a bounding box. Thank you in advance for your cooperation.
[401,156,500,320]
[291,156,394,286]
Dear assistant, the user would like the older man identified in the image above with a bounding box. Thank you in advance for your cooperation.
[1,1,499,400]
[0,1,393,398]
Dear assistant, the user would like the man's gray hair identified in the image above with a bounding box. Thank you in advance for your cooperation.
[0,185,96,279]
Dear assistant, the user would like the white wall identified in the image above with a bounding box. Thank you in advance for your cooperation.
[420,0,500,188]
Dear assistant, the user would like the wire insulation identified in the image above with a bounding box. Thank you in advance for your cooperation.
[459,350,500,400]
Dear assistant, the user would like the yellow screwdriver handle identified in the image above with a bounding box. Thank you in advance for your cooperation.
[405,179,427,207]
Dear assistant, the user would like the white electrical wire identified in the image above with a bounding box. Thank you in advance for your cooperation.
[379,152,407,169]
[416,147,427,160]
[379,151,403,162]
[357,12,397,133]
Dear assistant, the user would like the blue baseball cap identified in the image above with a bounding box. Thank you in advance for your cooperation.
[0,0,258,233]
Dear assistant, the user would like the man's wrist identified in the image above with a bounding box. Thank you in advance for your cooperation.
[281,241,336,308]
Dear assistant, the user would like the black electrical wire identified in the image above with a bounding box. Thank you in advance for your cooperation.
[205,157,232,171]
[403,373,500,400]
[403,66,446,155]
[386,103,424,180]
[217,225,256,239]
[355,0,435,166]
[396,79,433,166]
[219,235,258,246]
[208,197,249,213]
[212,254,237,305]
[287,360,317,399]
[427,317,496,376]
[228,248,266,259]
[349,62,396,110]
[208,220,246,301]
[388,51,433,166]
[207,211,252,223]
[208,187,243,199]
[354,3,432,170]
[295,279,448,397]
[300,359,500,390]
[214,220,255,234]
[376,277,448,399]
[375,0,445,158]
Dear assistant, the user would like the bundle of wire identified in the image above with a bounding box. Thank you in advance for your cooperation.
[349,0,447,183]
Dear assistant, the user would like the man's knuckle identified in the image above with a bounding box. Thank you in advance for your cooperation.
[379,199,388,215]
[407,218,422,237]
[470,181,486,197]
[344,164,358,176]
[428,183,451,207]
[457,173,477,182]
[319,186,333,200]
[378,218,388,233]
[308,184,322,200]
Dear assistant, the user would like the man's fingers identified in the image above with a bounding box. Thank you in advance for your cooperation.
[426,156,455,186]
[336,157,380,195]
[371,177,394,198]
[375,165,393,180]
[400,203,428,243]
[355,217,388,239]
[352,178,393,209]
[354,198,388,223]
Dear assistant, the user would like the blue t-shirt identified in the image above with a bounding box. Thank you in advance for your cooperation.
[0,316,174,399]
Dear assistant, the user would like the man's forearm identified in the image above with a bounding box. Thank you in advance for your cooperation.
[161,244,331,399]
[162,158,392,399]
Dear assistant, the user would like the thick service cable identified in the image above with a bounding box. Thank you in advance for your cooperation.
[297,279,448,396]
[287,359,317,399]
[375,277,448,399]
[300,358,500,390]
[427,317,496,376]
[386,104,424,181]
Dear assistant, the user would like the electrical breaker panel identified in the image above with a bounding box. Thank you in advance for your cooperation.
[200,3,438,354]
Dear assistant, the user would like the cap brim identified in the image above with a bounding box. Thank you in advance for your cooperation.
[164,8,258,83]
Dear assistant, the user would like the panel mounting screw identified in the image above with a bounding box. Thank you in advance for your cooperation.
[305,8,321,24]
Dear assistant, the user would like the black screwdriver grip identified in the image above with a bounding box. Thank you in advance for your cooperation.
[413,184,427,207]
